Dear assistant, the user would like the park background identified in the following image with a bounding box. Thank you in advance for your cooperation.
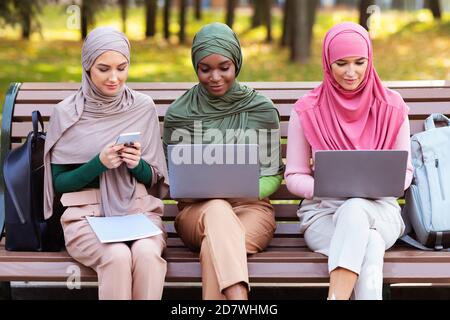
[1,0,450,107]
[1,0,450,299]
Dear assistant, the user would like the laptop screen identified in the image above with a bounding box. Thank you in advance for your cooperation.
[167,144,260,199]
[313,150,408,198]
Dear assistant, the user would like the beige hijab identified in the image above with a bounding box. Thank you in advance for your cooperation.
[43,26,169,219]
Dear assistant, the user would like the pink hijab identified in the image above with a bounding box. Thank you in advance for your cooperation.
[294,22,408,151]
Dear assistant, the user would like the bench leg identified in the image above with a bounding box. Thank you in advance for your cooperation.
[0,282,11,300]
[382,283,392,300]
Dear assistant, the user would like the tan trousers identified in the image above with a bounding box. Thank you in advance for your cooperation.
[60,183,167,300]
[175,198,276,300]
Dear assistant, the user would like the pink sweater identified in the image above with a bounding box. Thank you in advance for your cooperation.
[284,110,414,199]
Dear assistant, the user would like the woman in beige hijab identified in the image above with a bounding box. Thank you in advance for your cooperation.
[43,26,169,300]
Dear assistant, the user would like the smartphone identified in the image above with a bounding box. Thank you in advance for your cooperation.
[115,132,141,145]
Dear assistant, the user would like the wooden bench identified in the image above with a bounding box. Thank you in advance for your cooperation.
[1,81,450,299]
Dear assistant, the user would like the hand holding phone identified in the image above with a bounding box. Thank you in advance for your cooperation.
[120,141,142,169]
[115,132,141,146]
[100,143,124,169]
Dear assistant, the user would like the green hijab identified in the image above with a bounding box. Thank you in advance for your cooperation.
[163,23,283,176]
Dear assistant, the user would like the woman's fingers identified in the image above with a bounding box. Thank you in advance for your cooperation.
[121,157,139,169]
[133,142,141,150]
[120,152,140,162]
[122,146,140,156]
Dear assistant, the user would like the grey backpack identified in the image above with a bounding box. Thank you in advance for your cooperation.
[402,113,450,250]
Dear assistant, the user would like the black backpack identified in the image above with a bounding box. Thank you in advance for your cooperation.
[3,110,63,251]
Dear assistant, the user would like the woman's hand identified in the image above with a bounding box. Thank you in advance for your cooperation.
[100,143,124,169]
[120,142,142,169]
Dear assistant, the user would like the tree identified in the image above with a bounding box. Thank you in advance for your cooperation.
[179,0,187,44]
[263,0,272,42]
[249,0,271,42]
[194,0,202,21]
[335,0,358,7]
[0,0,42,39]
[391,0,404,10]
[163,0,171,40]
[290,0,318,63]
[226,0,237,28]
[359,0,375,31]
[251,0,265,28]
[0,0,14,28]
[81,0,105,40]
[425,0,442,20]
[119,0,128,34]
[281,0,293,47]
[145,0,157,38]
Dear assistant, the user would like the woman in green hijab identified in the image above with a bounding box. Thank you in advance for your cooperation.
[163,23,284,300]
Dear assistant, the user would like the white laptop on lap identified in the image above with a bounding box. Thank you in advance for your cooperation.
[313,150,408,198]
[167,144,260,199]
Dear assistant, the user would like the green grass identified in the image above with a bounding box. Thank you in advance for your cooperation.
[1,5,450,110]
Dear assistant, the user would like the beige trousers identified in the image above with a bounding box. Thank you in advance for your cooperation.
[60,183,167,300]
[175,198,276,300]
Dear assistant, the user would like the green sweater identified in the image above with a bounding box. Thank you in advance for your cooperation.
[51,154,152,194]
[259,175,283,199]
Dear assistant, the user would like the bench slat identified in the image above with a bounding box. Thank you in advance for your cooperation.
[163,203,300,220]
[3,259,450,283]
[7,118,435,141]
[18,80,450,90]
[15,90,313,103]
[165,221,301,237]
[15,87,450,104]
[167,237,307,248]
[11,102,450,120]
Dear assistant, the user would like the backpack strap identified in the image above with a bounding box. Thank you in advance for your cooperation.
[400,234,450,251]
[3,148,28,224]
[400,235,433,251]
[424,113,450,131]
[32,110,44,137]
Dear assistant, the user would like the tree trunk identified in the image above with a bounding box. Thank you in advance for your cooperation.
[252,0,264,28]
[145,0,157,38]
[163,0,171,40]
[79,0,104,40]
[179,0,187,44]
[226,0,236,28]
[119,0,127,34]
[391,0,404,10]
[425,0,442,20]
[13,0,38,40]
[335,0,358,7]
[81,0,88,39]
[290,0,318,63]
[194,0,202,20]
[263,0,271,42]
[281,0,293,47]
[20,5,31,39]
[359,0,375,31]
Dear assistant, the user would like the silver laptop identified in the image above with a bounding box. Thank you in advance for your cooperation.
[313,150,408,198]
[167,144,259,199]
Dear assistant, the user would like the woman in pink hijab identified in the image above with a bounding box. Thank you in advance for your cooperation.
[285,22,413,300]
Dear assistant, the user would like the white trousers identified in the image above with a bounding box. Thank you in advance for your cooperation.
[301,198,405,300]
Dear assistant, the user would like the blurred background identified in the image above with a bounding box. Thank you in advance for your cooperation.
[0,0,450,107]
